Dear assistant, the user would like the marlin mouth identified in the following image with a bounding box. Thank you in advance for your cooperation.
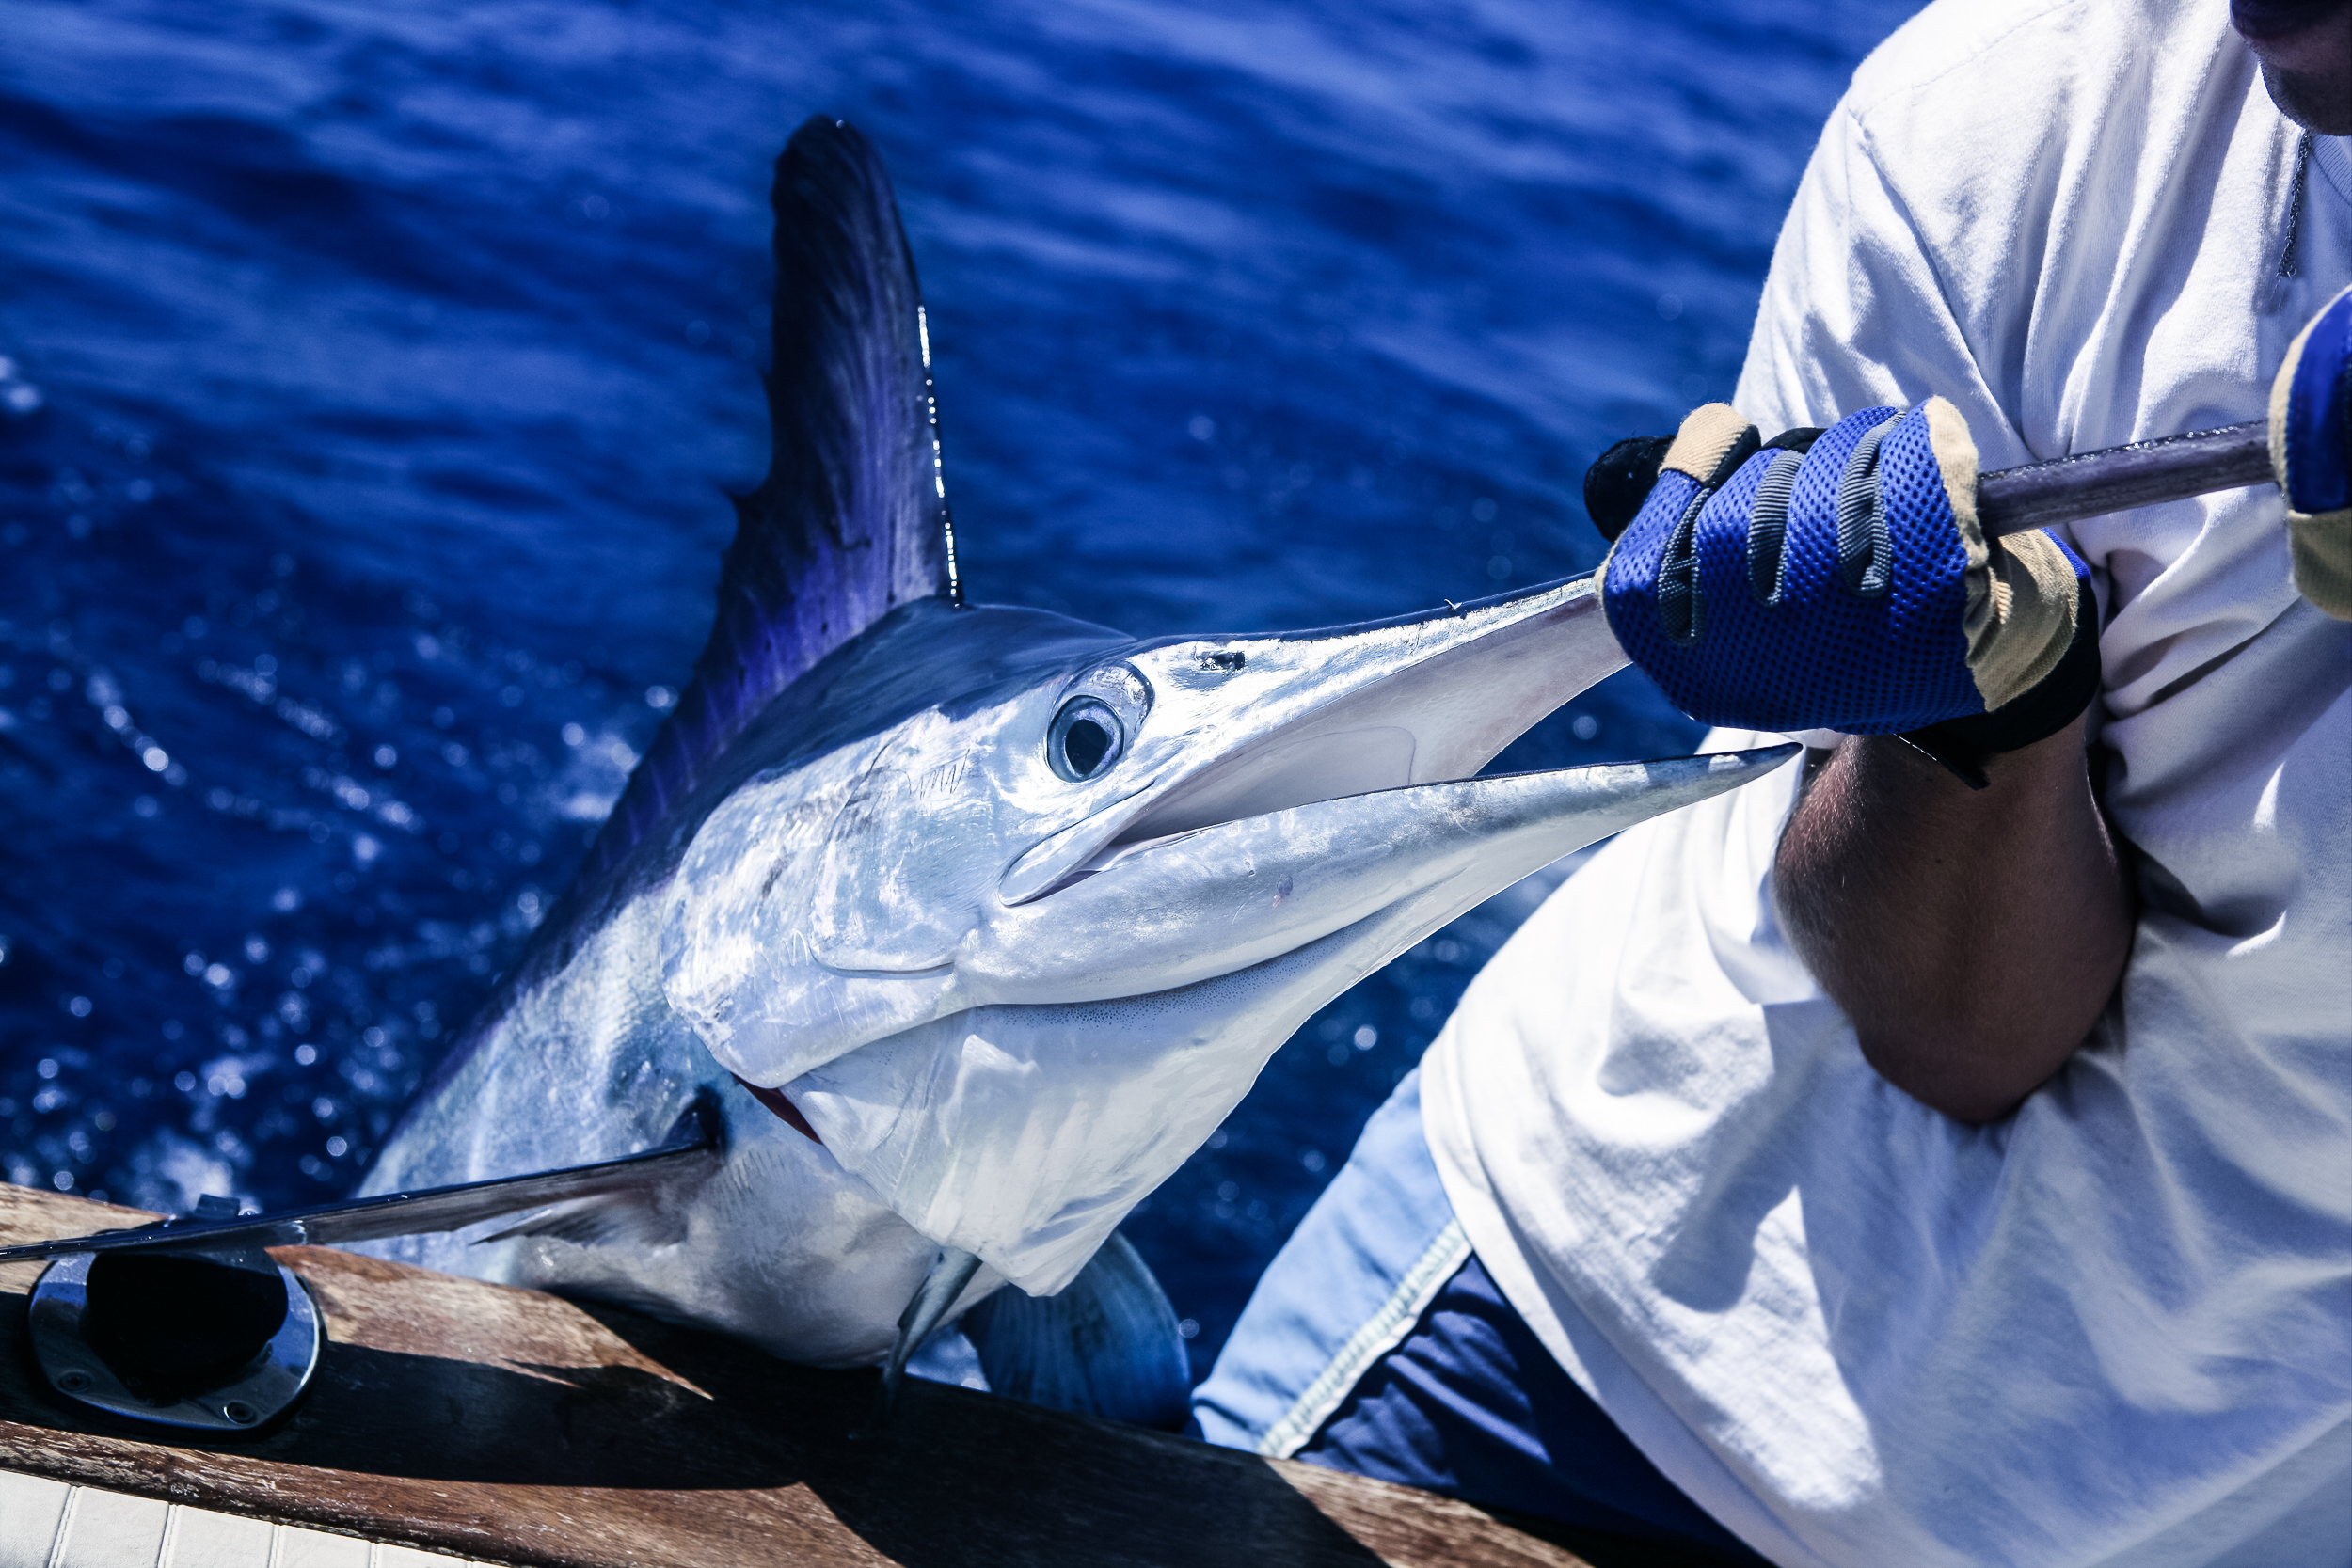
[1055,823,1214,889]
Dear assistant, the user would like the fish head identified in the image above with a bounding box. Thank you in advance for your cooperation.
[658,601,1129,1072]
[661,576,1792,1291]
[662,573,1628,1070]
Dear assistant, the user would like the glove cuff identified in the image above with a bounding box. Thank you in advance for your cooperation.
[1899,577,2099,788]
[2288,509,2352,620]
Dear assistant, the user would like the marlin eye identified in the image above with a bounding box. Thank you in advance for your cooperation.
[1048,696,1125,782]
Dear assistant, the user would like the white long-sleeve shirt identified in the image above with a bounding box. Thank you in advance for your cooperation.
[1422,2,2352,1563]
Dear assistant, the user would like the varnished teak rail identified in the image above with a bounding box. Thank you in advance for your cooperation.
[0,1185,1600,1567]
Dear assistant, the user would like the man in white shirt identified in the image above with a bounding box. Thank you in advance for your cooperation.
[1195,2,2352,1563]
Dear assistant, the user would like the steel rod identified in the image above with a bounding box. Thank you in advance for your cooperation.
[1978,420,2272,537]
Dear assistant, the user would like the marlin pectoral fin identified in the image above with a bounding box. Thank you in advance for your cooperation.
[472,1192,691,1250]
[866,1244,983,1433]
[961,1231,1190,1430]
[0,1095,723,1267]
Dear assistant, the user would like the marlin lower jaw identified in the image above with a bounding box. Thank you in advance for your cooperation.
[960,746,1800,1006]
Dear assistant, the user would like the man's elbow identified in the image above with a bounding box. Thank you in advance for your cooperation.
[1847,972,2122,1126]
[1853,1019,2066,1125]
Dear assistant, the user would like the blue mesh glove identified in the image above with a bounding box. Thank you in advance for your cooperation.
[2270,282,2352,620]
[1597,399,2090,754]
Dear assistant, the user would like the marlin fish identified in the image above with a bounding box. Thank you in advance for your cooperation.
[9,118,1792,1422]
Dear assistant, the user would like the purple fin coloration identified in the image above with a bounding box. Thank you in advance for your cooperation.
[581,117,959,882]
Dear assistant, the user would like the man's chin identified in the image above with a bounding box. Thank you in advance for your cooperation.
[2264,63,2352,135]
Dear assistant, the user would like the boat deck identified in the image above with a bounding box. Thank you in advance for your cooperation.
[0,1186,1597,1566]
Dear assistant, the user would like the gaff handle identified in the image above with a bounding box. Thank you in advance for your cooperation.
[1976,420,2272,537]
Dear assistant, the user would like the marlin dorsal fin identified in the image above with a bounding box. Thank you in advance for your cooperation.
[584,117,958,880]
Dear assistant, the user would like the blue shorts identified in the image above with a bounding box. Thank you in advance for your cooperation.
[1192,1069,1770,1564]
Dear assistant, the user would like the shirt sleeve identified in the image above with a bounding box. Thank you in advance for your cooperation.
[1734,104,2038,470]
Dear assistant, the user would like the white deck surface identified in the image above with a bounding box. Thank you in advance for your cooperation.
[0,1471,493,1568]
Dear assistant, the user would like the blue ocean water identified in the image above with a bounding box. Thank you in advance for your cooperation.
[0,0,1918,1376]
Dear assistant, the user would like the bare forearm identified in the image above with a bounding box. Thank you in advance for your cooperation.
[1773,718,2133,1123]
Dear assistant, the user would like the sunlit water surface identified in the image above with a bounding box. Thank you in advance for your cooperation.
[0,0,1917,1375]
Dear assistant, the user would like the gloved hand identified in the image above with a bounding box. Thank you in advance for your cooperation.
[1592,398,2095,783]
[2271,282,2352,619]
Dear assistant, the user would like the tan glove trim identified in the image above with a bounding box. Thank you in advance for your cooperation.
[1659,403,1755,484]
[2289,507,2352,620]
[2271,283,2352,621]
[1971,530,2080,707]
[1937,395,2078,710]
